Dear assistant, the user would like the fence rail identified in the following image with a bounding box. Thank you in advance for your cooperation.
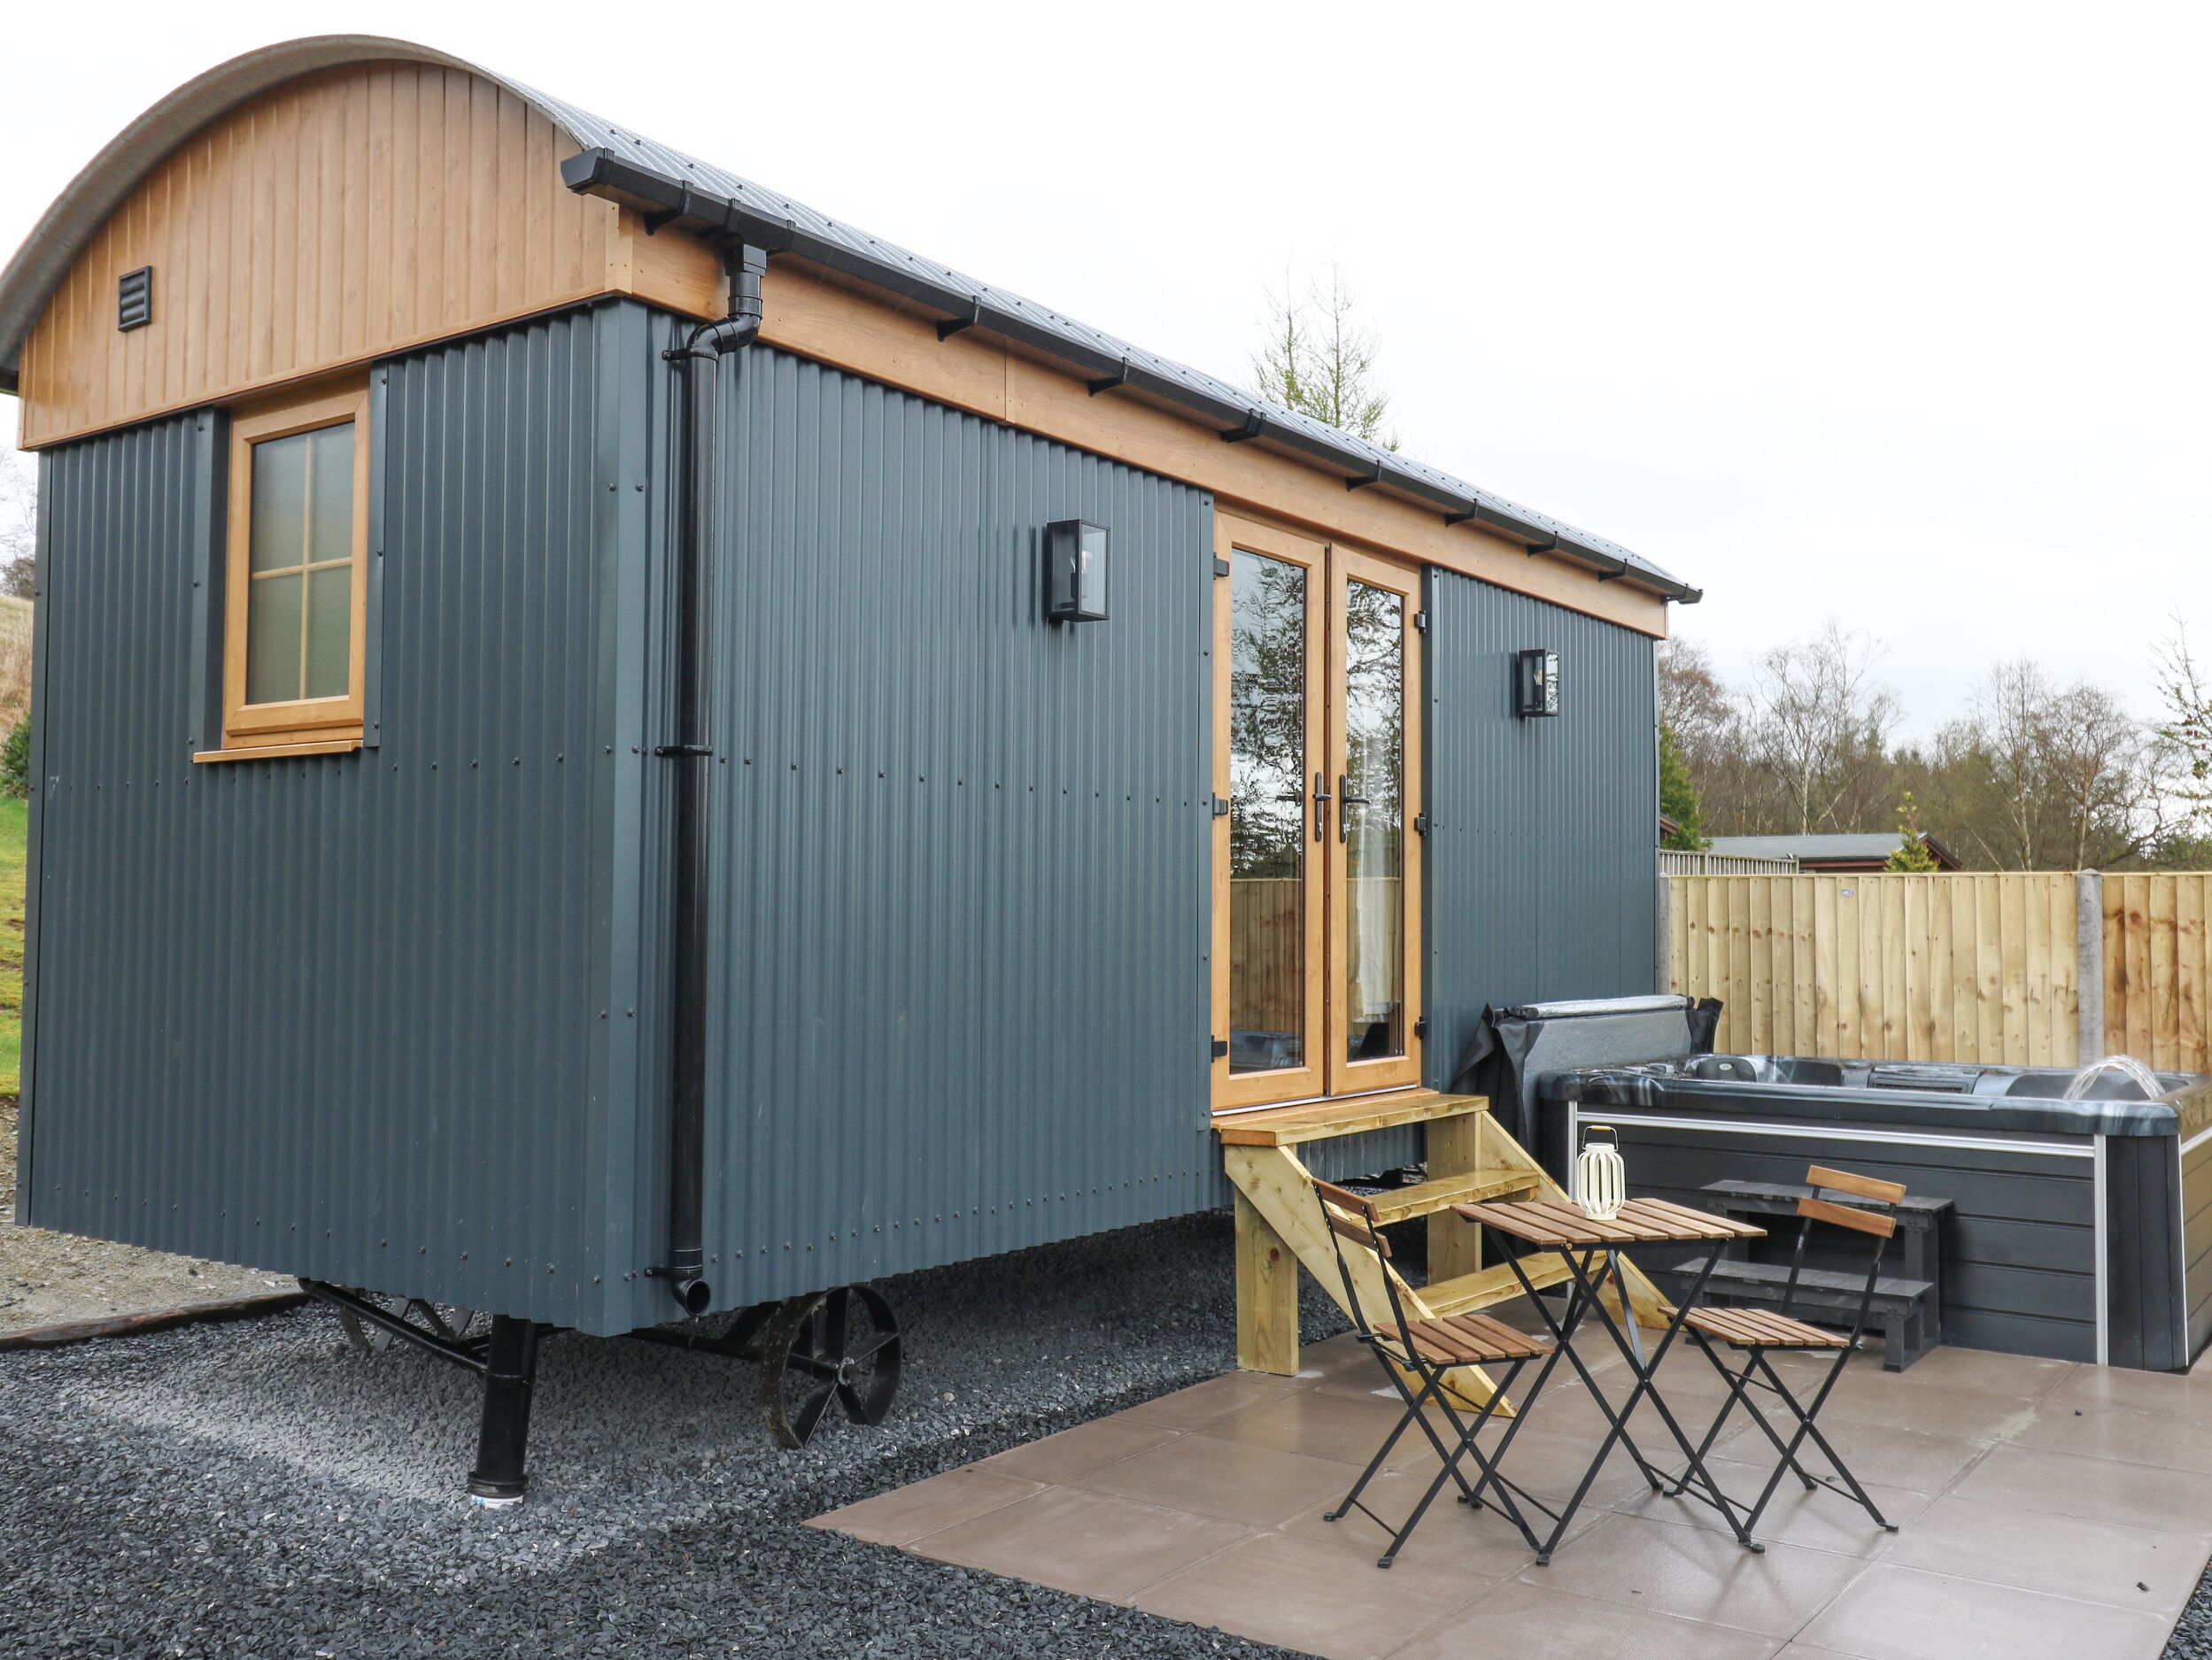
[1660,850,1799,876]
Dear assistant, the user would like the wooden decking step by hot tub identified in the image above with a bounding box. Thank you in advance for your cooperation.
[1215,1089,1667,1411]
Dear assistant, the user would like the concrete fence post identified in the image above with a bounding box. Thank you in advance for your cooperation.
[1655,872,1674,996]
[2075,869,2105,1064]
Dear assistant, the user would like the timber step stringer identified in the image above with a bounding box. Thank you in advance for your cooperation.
[1218,1091,1667,1412]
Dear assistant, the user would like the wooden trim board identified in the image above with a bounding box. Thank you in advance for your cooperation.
[757,261,1671,637]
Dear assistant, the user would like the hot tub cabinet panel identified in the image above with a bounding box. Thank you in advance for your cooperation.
[1541,1062,2212,1371]
[2184,1093,2212,1359]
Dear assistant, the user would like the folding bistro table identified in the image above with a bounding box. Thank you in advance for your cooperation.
[1452,1196,1767,1563]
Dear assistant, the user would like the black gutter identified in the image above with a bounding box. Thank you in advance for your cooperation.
[558,148,1702,606]
[651,242,768,1318]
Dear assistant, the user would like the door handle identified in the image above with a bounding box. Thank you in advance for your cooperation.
[1311,772,1331,842]
[1338,773,1370,842]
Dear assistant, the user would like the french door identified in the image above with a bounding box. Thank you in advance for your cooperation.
[1211,513,1424,1109]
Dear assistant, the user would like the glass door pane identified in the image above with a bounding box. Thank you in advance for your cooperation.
[1340,578,1404,1063]
[1228,548,1312,1077]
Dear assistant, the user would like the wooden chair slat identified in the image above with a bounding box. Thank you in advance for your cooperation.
[1799,1195,1897,1239]
[1685,1305,1846,1349]
[1312,1177,1381,1221]
[1322,1202,1391,1256]
[1806,1165,1907,1205]
[1394,1316,1548,1365]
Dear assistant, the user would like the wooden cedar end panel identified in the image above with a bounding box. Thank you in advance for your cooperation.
[754,262,1671,639]
[15,62,723,449]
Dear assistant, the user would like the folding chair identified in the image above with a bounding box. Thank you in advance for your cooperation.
[1309,1177,1550,1566]
[1669,1165,1907,1537]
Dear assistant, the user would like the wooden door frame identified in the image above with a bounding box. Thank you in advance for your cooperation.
[1325,542,1425,1097]
[1211,513,1426,1112]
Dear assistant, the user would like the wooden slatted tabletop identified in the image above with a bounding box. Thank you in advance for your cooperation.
[1453,1195,1766,1247]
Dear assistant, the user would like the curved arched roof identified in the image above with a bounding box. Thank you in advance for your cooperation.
[0,35,1695,601]
[0,36,579,392]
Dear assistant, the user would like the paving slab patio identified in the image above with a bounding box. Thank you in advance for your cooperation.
[815,1319,2212,1660]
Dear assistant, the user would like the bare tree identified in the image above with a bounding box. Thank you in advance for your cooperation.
[1251,263,1396,448]
[1658,637,1734,768]
[1744,622,1899,835]
[1965,660,2058,869]
[2157,622,2212,830]
[2046,682,2160,869]
[1932,660,2160,869]
[0,451,33,601]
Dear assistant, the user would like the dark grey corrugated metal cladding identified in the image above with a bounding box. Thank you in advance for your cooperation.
[21,294,1669,1336]
[1424,574,1659,1090]
[22,303,661,1334]
[601,344,1218,1329]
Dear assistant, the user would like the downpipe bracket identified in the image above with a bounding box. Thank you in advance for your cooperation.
[644,1262,714,1317]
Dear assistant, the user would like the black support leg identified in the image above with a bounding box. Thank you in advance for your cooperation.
[468,1316,540,1508]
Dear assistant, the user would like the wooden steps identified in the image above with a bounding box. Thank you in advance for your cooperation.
[1213,1091,1489,1147]
[1422,1254,1577,1316]
[1366,1167,1542,1226]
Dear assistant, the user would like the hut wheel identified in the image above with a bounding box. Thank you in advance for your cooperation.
[334,1293,483,1355]
[756,1286,901,1448]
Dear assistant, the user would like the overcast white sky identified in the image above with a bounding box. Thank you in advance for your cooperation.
[2,2,2204,735]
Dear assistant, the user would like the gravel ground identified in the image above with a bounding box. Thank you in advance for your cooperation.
[2170,1580,2212,1656]
[2,1098,292,1333]
[0,1211,1347,1659]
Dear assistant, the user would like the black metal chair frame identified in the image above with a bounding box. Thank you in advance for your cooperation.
[1310,1179,1544,1567]
[1671,1171,1904,1538]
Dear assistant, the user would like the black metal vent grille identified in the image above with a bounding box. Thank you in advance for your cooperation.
[117,266,153,332]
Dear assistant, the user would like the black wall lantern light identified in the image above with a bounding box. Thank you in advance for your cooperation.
[1043,520,1110,624]
[1513,647,1561,718]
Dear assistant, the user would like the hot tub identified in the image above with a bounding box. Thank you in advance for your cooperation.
[1537,1054,2212,1370]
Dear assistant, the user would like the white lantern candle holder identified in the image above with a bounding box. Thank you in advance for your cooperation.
[1574,1125,1627,1222]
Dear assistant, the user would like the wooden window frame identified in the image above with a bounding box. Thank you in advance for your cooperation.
[204,380,370,760]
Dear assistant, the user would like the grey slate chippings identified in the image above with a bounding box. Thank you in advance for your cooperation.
[0,1213,1338,1658]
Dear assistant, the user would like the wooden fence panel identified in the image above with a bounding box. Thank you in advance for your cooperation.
[2105,872,2212,1074]
[1667,872,2085,1066]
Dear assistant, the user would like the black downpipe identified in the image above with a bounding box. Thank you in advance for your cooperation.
[657,244,768,1319]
